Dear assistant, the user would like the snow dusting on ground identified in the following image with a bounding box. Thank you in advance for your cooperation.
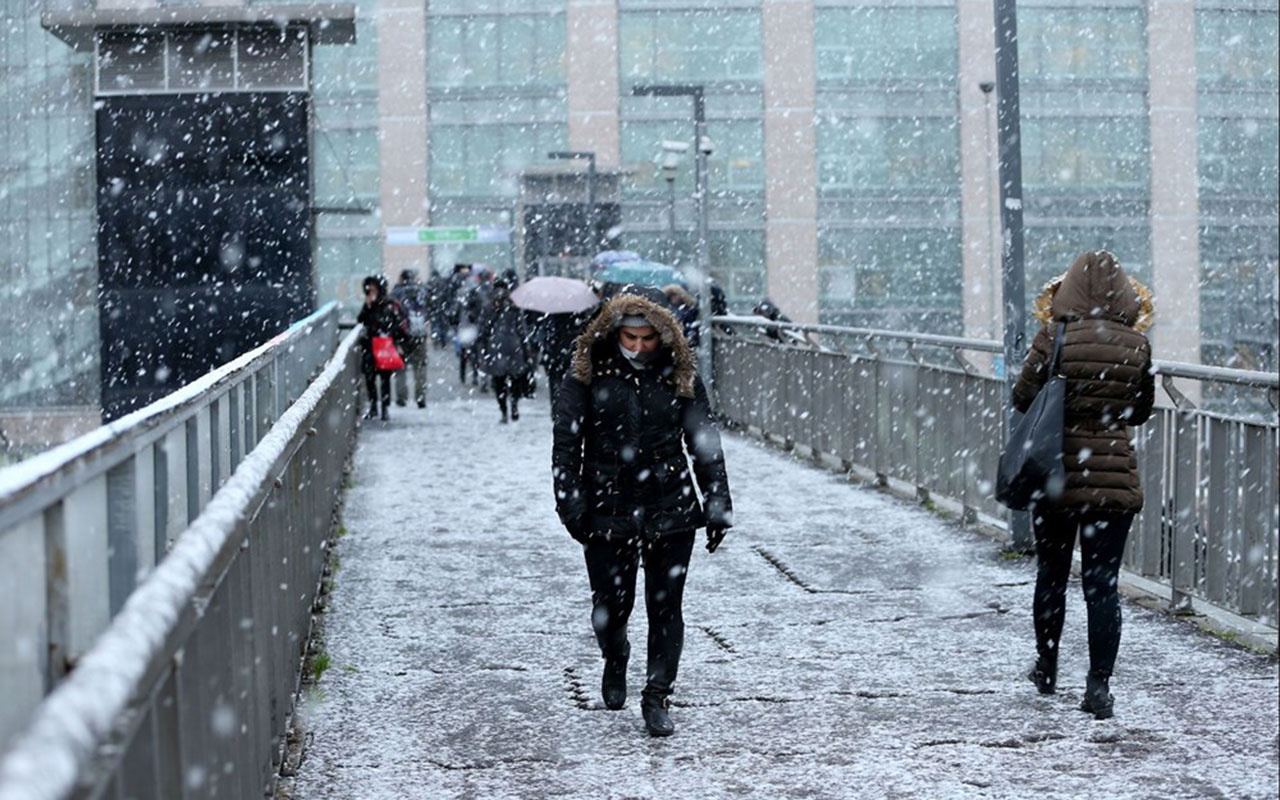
[291,372,1278,800]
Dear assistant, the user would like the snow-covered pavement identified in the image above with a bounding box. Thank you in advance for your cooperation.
[291,374,1278,800]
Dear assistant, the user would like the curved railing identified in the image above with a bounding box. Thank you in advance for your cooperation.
[0,303,340,750]
[711,315,1279,630]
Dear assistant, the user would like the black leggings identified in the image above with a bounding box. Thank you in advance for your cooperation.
[1032,512,1133,678]
[493,375,517,417]
[583,531,695,695]
[360,349,391,408]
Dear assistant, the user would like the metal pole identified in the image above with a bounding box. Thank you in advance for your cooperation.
[692,89,713,397]
[586,153,597,254]
[666,176,677,259]
[994,0,1030,550]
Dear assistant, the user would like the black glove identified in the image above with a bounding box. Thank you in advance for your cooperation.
[706,526,728,553]
[566,523,589,545]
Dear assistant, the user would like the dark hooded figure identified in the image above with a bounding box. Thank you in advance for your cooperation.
[479,279,535,423]
[357,274,410,421]
[552,293,733,737]
[1012,250,1155,720]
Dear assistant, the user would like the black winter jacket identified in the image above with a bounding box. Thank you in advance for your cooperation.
[552,295,733,540]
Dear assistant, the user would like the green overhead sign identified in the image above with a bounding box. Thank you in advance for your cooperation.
[386,226,511,245]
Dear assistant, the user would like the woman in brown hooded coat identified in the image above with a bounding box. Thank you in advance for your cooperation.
[1012,250,1155,720]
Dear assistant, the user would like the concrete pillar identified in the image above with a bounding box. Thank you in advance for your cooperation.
[957,0,1001,349]
[762,0,819,322]
[1147,0,1202,369]
[567,0,621,169]
[376,0,430,281]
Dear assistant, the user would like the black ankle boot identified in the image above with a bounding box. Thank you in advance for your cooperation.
[1027,656,1057,695]
[1080,673,1114,720]
[364,401,378,420]
[640,690,674,737]
[602,645,629,710]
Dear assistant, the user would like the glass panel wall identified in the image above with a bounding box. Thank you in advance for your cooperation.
[1018,2,1152,299]
[312,0,383,310]
[619,4,764,309]
[427,3,567,274]
[1196,3,1279,371]
[815,1,961,332]
[0,0,99,408]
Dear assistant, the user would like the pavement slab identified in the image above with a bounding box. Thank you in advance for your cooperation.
[290,374,1279,800]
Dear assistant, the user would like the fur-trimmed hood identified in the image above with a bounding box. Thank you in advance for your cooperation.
[571,293,697,398]
[1033,250,1154,333]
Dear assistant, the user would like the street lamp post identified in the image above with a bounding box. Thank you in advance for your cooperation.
[548,150,597,256]
[658,139,689,264]
[992,0,1031,550]
[632,84,713,394]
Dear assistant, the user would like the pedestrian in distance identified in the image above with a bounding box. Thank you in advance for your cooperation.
[539,309,591,418]
[552,292,734,737]
[479,279,535,423]
[357,274,410,422]
[662,283,700,350]
[391,269,430,409]
[426,268,452,349]
[1013,250,1155,720]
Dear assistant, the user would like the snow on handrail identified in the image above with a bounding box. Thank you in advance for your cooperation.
[0,326,361,800]
[0,302,340,508]
[712,314,1279,389]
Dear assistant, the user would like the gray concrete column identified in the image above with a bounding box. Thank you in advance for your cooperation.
[376,0,430,281]
[1147,0,1202,368]
[762,0,818,322]
[567,0,620,169]
[957,0,1001,349]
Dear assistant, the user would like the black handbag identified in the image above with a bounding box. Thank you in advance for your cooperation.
[996,323,1067,510]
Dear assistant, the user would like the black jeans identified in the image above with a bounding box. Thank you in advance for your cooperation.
[1032,511,1134,678]
[493,375,517,418]
[583,531,695,696]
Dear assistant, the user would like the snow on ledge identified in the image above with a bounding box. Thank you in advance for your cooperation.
[0,327,359,800]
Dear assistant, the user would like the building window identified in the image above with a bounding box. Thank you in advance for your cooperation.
[619,9,762,83]
[815,6,957,83]
[428,11,566,89]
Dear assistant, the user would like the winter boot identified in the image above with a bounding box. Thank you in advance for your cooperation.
[640,688,675,737]
[601,644,630,710]
[364,398,379,420]
[511,402,520,422]
[1080,673,1114,720]
[1026,655,1057,695]
[380,404,389,421]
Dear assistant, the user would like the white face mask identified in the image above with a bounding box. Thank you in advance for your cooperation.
[619,342,657,365]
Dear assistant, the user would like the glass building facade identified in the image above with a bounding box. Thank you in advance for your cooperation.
[0,0,98,408]
[426,0,568,271]
[814,0,962,331]
[1,0,1277,427]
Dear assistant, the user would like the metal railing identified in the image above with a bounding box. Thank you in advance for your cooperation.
[711,316,1279,628]
[0,303,340,749]
[0,322,361,800]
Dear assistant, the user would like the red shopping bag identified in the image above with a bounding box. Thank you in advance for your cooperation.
[371,336,405,372]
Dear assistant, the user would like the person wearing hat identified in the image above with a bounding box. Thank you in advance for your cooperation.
[552,292,734,737]
[357,274,410,421]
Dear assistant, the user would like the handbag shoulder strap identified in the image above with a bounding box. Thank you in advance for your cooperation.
[1048,322,1067,377]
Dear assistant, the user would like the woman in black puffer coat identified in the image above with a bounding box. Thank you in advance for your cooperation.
[552,292,733,738]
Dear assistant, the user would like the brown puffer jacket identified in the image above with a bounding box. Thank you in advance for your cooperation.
[1012,251,1156,514]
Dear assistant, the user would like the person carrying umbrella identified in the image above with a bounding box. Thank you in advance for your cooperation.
[552,291,733,737]
[510,276,600,413]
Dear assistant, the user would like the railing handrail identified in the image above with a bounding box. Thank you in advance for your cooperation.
[0,325,362,800]
[0,302,340,526]
[712,314,1280,389]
